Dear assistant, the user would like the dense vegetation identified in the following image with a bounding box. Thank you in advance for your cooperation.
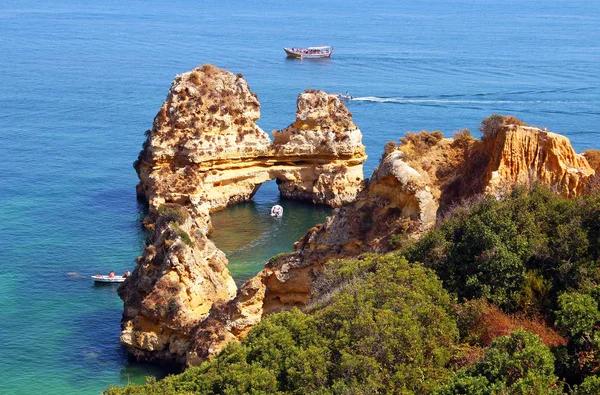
[107,185,600,394]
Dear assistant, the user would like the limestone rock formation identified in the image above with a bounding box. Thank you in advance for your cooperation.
[120,65,366,369]
[122,65,597,371]
[481,123,594,197]
[295,118,596,261]
[119,205,237,367]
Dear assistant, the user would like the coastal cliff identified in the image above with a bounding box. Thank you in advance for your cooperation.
[154,116,596,366]
[120,65,366,369]
[296,118,596,258]
[121,65,596,370]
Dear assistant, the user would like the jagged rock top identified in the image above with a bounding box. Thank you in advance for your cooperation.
[483,124,594,197]
[148,64,271,164]
[273,89,365,158]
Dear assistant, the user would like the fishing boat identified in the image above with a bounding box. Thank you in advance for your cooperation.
[284,46,333,59]
[91,275,126,283]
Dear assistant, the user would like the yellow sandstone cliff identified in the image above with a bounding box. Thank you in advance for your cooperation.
[121,65,596,370]
[119,65,366,369]
[175,117,597,366]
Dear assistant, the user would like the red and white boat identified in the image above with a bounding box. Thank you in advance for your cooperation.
[284,46,333,59]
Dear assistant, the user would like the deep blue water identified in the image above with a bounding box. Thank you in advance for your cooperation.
[0,0,598,393]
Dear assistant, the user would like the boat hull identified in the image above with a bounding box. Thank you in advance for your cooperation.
[91,275,126,283]
[284,49,303,58]
[284,47,332,59]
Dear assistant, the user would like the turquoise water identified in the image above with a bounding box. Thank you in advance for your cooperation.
[1,0,599,393]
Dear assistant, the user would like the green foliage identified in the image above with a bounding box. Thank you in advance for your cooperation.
[266,252,294,266]
[313,254,458,393]
[157,204,186,226]
[573,376,600,395]
[405,185,600,312]
[107,254,458,394]
[435,330,561,394]
[174,225,194,248]
[518,270,552,314]
[556,292,600,338]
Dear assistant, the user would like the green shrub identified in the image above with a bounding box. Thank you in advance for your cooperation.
[405,185,600,312]
[157,205,186,225]
[435,330,561,394]
[574,376,600,395]
[106,253,458,394]
[556,292,600,338]
[174,226,194,248]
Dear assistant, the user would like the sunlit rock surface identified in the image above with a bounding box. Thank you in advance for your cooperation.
[120,65,366,369]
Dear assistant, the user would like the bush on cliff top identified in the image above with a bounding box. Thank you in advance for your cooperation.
[479,114,526,141]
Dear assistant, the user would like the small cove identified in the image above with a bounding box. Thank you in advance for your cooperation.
[209,180,333,286]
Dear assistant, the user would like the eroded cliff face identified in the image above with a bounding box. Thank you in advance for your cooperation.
[482,124,594,197]
[120,65,366,369]
[122,66,596,370]
[135,66,366,217]
[119,205,237,367]
[294,120,596,263]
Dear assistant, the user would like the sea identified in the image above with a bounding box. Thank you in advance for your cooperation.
[0,0,598,393]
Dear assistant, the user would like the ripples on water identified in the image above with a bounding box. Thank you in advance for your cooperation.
[210,181,332,285]
[0,0,598,393]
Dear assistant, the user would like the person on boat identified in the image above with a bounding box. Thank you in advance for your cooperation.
[270,205,283,217]
[109,271,115,278]
[123,270,131,278]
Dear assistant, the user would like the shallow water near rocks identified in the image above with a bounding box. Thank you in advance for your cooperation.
[1,0,599,393]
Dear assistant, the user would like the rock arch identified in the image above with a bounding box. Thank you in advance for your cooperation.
[119,65,366,369]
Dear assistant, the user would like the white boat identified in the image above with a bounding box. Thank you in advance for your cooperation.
[91,275,126,283]
[284,46,333,59]
[337,92,353,101]
[270,205,283,217]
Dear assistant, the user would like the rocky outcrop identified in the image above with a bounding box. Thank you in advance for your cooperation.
[134,66,366,217]
[122,66,597,371]
[294,119,596,261]
[482,124,594,197]
[120,65,366,369]
[118,205,237,368]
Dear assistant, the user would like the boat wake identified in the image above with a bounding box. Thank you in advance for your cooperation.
[350,96,584,105]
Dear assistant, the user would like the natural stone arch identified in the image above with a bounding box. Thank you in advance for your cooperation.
[120,65,367,369]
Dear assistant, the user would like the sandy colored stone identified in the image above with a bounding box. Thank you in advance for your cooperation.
[119,65,366,370]
[122,66,596,371]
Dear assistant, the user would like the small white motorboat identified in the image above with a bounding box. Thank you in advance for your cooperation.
[270,205,283,217]
[91,275,126,283]
[337,92,353,101]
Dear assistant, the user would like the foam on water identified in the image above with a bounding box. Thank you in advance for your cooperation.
[351,96,587,104]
